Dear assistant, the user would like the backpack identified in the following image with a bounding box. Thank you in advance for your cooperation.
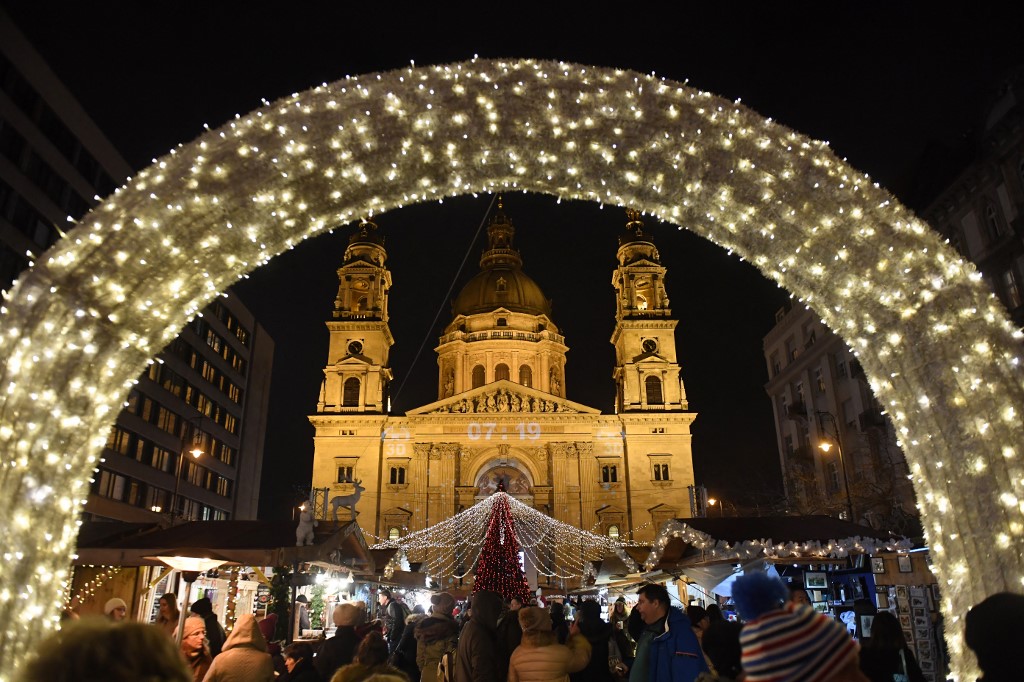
[437,647,457,682]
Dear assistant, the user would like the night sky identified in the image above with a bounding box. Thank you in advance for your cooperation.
[4,4,1021,519]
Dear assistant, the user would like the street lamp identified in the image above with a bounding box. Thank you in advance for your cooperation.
[170,420,205,522]
[144,549,236,645]
[817,411,855,523]
[707,497,724,517]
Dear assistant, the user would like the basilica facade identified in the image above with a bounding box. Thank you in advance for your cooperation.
[309,202,698,558]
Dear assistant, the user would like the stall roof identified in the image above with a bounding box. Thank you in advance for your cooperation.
[647,516,912,571]
[74,519,374,571]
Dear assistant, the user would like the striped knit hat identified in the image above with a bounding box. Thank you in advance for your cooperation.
[739,602,859,682]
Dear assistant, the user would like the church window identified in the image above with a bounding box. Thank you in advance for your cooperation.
[653,463,670,481]
[495,363,510,382]
[984,203,1006,241]
[519,364,532,387]
[496,317,507,326]
[645,375,663,404]
[388,527,401,541]
[607,524,620,539]
[636,294,648,310]
[337,466,354,483]
[601,465,618,483]
[343,377,360,406]
[472,365,485,388]
[355,296,368,312]
[496,277,506,292]
[389,466,406,485]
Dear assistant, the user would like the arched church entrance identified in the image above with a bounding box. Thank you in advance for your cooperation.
[0,59,1019,677]
[474,460,535,499]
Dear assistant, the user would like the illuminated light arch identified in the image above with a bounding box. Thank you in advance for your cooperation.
[0,58,1019,678]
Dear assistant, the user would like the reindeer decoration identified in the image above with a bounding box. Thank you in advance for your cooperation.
[329,479,365,521]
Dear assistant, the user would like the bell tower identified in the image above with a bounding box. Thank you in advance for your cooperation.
[317,219,394,413]
[610,209,688,412]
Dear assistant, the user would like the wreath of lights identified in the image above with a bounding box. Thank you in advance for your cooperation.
[0,58,1019,679]
[372,492,636,582]
[644,520,914,570]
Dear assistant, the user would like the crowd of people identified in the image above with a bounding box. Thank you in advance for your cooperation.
[25,582,1024,682]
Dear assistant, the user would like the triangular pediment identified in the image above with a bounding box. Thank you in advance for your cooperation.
[335,353,373,366]
[407,379,601,415]
[631,350,666,363]
[382,507,412,516]
[624,258,662,270]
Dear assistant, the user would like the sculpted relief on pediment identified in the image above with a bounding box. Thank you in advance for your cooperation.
[431,385,578,415]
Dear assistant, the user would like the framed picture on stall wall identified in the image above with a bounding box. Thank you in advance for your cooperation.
[871,557,885,574]
[897,555,913,573]
[805,572,827,589]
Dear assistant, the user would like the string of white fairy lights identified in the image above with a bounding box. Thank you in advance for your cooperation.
[371,492,637,580]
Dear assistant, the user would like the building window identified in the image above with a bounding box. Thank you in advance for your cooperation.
[836,358,847,378]
[645,375,663,404]
[794,382,804,405]
[601,465,618,483]
[343,377,360,407]
[389,466,406,485]
[495,363,510,382]
[388,527,401,541]
[984,204,1006,241]
[827,461,841,494]
[653,463,670,481]
[814,368,826,393]
[337,466,354,483]
[607,524,620,539]
[496,317,507,326]
[519,364,532,387]
[1001,269,1022,309]
[770,353,781,377]
[472,365,485,388]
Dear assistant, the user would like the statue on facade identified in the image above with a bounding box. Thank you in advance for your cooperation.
[296,506,317,546]
[549,367,561,396]
[443,368,455,398]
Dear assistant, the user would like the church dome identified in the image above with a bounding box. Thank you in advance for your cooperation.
[451,199,552,317]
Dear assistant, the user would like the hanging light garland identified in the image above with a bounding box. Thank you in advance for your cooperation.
[372,492,636,581]
[65,565,122,611]
[644,519,915,570]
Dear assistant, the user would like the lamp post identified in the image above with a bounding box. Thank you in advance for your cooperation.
[817,411,855,523]
[144,549,236,645]
[170,420,204,522]
[707,497,725,517]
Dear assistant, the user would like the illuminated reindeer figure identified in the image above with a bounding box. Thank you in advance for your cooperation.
[329,479,364,521]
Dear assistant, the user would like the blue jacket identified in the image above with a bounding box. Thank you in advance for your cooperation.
[648,606,708,682]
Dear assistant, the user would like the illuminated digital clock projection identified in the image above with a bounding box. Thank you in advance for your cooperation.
[467,421,541,441]
[0,59,1020,680]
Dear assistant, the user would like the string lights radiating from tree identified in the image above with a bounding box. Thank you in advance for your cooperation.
[371,492,637,581]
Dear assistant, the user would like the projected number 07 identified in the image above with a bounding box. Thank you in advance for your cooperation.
[467,422,541,441]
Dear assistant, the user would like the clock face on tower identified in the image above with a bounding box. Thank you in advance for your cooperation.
[642,338,658,353]
[348,340,363,355]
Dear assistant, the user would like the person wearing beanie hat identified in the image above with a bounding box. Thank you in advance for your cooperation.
[569,600,616,682]
[315,603,364,680]
[415,593,460,682]
[104,597,128,621]
[190,597,227,658]
[507,605,591,681]
[733,573,867,682]
[180,615,213,682]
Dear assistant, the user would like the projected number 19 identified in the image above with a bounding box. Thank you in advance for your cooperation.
[467,422,541,441]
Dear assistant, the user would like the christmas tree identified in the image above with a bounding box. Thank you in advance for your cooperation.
[472,488,531,603]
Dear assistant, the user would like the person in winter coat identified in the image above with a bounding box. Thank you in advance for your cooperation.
[190,597,226,658]
[858,611,926,682]
[508,606,591,682]
[416,592,459,682]
[550,602,570,644]
[283,642,321,682]
[318,603,366,680]
[454,590,503,682]
[330,630,410,682]
[180,615,212,682]
[570,600,614,682]
[390,609,427,680]
[630,583,707,682]
[203,612,275,682]
[157,593,181,639]
[495,596,525,682]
